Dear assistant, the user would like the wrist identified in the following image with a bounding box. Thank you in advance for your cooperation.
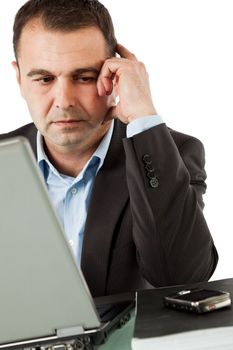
[128,108,157,123]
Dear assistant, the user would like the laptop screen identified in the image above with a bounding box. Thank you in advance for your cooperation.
[0,137,100,345]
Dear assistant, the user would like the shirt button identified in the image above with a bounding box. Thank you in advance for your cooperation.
[71,187,77,195]
[69,240,74,247]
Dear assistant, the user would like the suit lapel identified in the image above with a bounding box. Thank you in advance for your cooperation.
[26,126,37,156]
[81,121,129,296]
[20,123,37,157]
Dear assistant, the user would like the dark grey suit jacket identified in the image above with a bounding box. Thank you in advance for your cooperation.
[0,121,218,297]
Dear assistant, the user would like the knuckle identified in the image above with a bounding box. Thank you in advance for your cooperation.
[139,61,146,69]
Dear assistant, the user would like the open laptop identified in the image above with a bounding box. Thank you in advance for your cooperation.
[0,137,133,350]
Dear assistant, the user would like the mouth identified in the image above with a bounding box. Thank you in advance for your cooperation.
[53,120,83,127]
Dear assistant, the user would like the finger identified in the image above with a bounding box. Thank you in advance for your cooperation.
[104,77,113,95]
[115,43,138,61]
[97,76,113,96]
[97,64,115,96]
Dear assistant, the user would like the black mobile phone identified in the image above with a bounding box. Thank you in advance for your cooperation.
[164,288,231,314]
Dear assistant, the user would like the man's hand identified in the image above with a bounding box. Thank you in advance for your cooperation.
[97,44,157,124]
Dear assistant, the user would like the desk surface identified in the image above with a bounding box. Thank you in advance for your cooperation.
[98,278,233,349]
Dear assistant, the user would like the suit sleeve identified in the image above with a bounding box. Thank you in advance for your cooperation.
[122,123,218,287]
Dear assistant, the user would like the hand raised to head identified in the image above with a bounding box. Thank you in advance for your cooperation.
[97,44,157,124]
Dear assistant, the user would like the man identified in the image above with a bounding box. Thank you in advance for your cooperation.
[0,0,218,297]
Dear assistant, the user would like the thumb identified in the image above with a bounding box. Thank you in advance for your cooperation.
[102,104,120,125]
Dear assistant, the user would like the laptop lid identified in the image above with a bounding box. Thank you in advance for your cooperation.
[0,137,101,346]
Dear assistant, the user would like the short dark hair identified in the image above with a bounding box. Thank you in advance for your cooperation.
[13,0,117,60]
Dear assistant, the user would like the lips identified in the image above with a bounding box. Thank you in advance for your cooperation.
[53,120,82,128]
[54,120,80,123]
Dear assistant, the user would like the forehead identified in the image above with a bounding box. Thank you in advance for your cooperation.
[18,20,108,71]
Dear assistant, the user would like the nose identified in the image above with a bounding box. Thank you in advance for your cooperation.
[54,80,76,110]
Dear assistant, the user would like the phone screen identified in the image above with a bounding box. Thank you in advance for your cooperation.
[174,289,224,302]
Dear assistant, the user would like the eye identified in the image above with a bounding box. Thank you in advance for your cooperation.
[73,75,97,84]
[34,76,55,85]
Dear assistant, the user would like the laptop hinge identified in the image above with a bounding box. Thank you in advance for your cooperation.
[56,325,84,337]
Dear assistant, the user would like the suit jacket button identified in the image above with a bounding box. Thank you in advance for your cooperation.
[149,177,159,188]
[144,163,154,172]
[147,171,156,179]
[142,154,152,164]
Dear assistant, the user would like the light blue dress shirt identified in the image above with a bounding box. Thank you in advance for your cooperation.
[37,115,163,264]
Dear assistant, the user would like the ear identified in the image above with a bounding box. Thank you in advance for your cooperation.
[12,61,21,84]
[12,61,25,98]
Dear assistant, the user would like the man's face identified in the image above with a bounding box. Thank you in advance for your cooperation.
[13,20,115,151]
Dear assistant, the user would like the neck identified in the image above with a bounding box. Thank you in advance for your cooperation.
[43,126,110,177]
[44,143,97,177]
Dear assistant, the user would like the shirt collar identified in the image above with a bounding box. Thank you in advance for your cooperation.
[37,120,114,177]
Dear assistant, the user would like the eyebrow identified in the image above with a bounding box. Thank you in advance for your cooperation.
[27,67,100,77]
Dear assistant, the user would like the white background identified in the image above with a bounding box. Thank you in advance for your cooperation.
[1,0,232,281]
